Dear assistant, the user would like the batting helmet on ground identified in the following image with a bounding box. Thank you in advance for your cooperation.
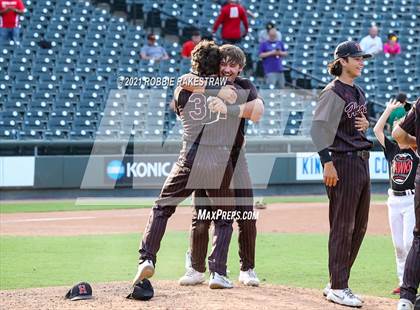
[126,279,154,301]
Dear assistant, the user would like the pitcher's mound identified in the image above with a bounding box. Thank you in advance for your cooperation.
[0,280,396,310]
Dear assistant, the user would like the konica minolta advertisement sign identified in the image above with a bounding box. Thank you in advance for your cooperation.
[92,153,280,189]
[103,155,178,187]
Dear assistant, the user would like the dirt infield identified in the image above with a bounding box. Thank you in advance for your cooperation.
[0,202,390,236]
[0,201,396,309]
[0,281,396,310]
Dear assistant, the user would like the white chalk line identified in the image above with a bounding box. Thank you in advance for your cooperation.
[1,216,96,223]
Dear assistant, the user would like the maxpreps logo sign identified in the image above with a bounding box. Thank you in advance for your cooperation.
[106,159,173,181]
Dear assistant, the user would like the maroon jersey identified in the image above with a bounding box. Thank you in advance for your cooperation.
[399,102,420,155]
[311,79,373,153]
[232,77,259,148]
[175,87,242,147]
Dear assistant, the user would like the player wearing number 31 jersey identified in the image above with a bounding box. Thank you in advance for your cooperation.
[132,40,250,289]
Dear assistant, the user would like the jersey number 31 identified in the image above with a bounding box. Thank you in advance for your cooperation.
[188,93,226,125]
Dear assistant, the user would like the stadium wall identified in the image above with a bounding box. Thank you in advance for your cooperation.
[0,153,389,195]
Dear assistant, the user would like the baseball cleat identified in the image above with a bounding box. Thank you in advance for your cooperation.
[178,268,206,286]
[397,299,414,310]
[239,269,260,287]
[209,272,233,289]
[254,201,267,209]
[326,288,363,308]
[323,283,363,302]
[132,260,155,286]
[323,283,331,297]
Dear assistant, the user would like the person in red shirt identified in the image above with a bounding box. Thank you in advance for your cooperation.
[212,0,248,44]
[0,0,25,44]
[181,31,202,58]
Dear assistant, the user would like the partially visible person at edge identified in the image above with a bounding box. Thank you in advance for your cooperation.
[0,0,25,44]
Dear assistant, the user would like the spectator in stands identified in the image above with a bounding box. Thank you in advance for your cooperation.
[140,34,169,61]
[258,22,282,43]
[181,31,202,58]
[259,26,288,88]
[0,0,25,44]
[384,33,401,56]
[212,0,248,44]
[215,0,255,19]
[360,25,383,56]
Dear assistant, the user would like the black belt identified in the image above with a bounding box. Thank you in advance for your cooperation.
[392,189,415,196]
[333,150,370,160]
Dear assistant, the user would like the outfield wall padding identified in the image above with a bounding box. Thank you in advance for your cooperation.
[26,153,388,189]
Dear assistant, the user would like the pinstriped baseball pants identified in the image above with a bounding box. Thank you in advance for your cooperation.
[326,154,370,289]
[139,143,236,275]
[189,149,256,273]
[400,182,420,303]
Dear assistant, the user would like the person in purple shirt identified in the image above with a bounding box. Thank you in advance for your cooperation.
[258,26,288,88]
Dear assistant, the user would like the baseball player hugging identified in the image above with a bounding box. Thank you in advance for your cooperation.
[373,98,417,295]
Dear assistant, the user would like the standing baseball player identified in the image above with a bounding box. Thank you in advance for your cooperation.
[393,97,420,310]
[132,40,244,289]
[373,98,417,295]
[177,44,264,287]
[310,41,372,308]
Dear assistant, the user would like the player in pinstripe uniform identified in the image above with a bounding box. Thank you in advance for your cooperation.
[132,41,259,289]
[177,45,264,287]
[310,41,372,308]
[393,98,420,310]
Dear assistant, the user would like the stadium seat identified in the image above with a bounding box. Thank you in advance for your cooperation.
[0,0,417,143]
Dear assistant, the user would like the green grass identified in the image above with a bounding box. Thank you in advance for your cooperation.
[261,194,387,204]
[0,233,396,298]
[0,201,154,214]
[0,194,387,214]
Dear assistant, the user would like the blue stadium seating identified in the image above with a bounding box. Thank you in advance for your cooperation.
[0,0,419,142]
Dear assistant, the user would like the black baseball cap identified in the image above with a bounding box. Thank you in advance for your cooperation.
[65,282,93,301]
[330,41,372,63]
[126,279,154,301]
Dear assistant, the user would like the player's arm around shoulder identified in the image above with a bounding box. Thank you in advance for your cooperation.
[236,78,264,122]
[238,98,264,123]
